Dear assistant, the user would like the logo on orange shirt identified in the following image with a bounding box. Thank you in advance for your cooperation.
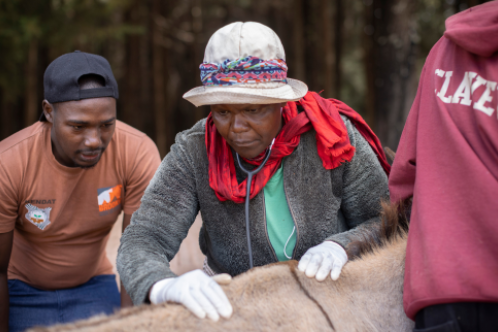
[25,203,52,230]
[97,184,123,215]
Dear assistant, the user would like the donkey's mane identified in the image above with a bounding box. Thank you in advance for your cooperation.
[345,199,411,261]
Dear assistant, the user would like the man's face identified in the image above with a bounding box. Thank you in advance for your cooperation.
[210,103,285,159]
[43,97,117,168]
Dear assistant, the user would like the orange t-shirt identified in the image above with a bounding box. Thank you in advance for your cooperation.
[0,121,161,290]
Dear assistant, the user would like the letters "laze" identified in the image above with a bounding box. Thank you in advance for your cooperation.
[435,69,497,117]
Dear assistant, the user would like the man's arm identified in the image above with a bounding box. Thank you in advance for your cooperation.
[0,231,13,332]
[0,162,17,332]
[120,214,133,307]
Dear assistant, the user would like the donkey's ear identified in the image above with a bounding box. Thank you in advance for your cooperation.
[384,147,396,164]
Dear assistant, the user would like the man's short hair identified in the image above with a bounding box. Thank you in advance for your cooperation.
[78,74,105,90]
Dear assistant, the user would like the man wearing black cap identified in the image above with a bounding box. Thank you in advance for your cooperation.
[0,51,161,332]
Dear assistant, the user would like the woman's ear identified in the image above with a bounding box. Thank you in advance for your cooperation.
[42,100,55,123]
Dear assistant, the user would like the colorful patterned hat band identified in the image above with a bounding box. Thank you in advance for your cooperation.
[200,56,288,86]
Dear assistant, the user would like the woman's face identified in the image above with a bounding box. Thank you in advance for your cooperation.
[211,102,285,159]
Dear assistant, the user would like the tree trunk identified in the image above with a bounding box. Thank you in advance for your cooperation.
[123,0,153,134]
[24,39,38,126]
[192,0,205,123]
[321,0,334,98]
[363,0,376,127]
[152,0,167,157]
[141,2,153,136]
[123,3,142,130]
[334,0,343,99]
[292,0,305,82]
[1,93,12,139]
[365,0,417,150]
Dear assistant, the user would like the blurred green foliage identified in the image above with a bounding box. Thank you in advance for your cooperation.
[0,0,490,148]
[0,0,140,102]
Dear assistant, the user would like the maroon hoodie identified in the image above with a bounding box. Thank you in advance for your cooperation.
[389,2,498,320]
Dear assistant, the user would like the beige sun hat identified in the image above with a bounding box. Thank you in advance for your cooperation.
[183,22,308,107]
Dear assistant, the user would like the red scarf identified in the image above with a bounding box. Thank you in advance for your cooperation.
[206,91,390,203]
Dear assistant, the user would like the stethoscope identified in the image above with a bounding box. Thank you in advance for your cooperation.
[235,138,275,269]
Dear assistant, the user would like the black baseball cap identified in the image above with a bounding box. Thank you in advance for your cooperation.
[42,51,119,119]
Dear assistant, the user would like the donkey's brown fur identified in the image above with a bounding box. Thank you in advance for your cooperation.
[30,201,412,332]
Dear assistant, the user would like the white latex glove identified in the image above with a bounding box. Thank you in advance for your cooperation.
[298,241,348,281]
[149,269,233,321]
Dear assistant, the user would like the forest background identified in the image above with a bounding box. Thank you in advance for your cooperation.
[0,0,491,156]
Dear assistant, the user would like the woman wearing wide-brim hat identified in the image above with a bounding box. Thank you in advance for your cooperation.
[118,22,390,321]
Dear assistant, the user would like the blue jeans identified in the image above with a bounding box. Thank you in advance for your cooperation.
[8,275,120,332]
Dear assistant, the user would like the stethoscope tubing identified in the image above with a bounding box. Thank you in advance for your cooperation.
[235,138,275,269]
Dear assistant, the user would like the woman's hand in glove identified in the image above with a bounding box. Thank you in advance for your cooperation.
[149,270,233,321]
[297,241,348,281]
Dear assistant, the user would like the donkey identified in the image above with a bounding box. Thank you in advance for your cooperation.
[30,200,412,332]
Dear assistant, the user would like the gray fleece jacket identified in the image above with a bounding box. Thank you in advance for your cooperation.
[117,115,389,305]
